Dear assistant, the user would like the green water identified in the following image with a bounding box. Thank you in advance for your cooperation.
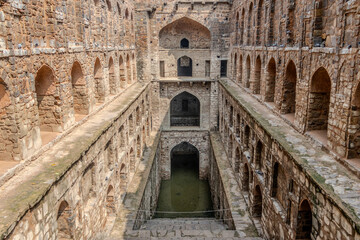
[154,154,214,218]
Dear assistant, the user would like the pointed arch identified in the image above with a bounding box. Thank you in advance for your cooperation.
[252,185,262,218]
[170,91,200,127]
[281,60,297,115]
[57,201,73,239]
[296,199,312,239]
[71,61,88,115]
[265,58,276,102]
[256,0,263,45]
[243,163,250,191]
[94,58,105,103]
[119,55,125,88]
[106,185,115,215]
[240,8,245,45]
[238,54,243,84]
[254,56,261,94]
[35,65,60,132]
[268,0,276,45]
[108,57,116,95]
[247,3,253,45]
[307,67,331,132]
[177,56,193,77]
[126,54,132,84]
[245,56,251,88]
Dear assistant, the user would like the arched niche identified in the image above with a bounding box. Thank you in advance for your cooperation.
[71,61,88,115]
[170,91,200,127]
[177,56,193,77]
[159,17,211,49]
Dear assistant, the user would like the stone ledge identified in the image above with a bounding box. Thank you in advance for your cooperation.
[220,79,360,234]
[0,83,148,239]
[210,131,261,238]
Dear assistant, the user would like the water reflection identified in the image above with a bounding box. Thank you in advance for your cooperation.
[155,153,214,218]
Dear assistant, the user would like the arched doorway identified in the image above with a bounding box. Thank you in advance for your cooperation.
[170,92,200,127]
[296,199,312,239]
[252,185,262,218]
[71,61,88,115]
[180,38,189,48]
[108,57,116,95]
[307,67,331,143]
[94,58,105,103]
[177,56,193,77]
[57,201,73,239]
[35,65,60,132]
[155,142,213,218]
[254,56,261,94]
[281,61,297,116]
[265,58,276,102]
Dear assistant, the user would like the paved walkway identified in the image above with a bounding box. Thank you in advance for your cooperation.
[0,83,148,238]
[221,80,360,229]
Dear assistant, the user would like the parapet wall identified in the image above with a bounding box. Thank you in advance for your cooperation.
[219,79,360,240]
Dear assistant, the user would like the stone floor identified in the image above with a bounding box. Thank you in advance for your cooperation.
[222,80,360,222]
[107,218,262,239]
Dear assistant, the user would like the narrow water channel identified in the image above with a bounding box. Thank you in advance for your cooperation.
[155,153,214,218]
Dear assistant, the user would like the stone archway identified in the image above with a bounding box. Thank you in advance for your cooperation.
[170,91,200,127]
[177,56,193,77]
[296,199,312,239]
[57,201,73,240]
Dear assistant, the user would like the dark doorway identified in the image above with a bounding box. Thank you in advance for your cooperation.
[155,142,213,218]
[170,92,200,127]
[178,56,192,77]
[180,38,189,48]
[296,200,312,239]
[221,60,227,77]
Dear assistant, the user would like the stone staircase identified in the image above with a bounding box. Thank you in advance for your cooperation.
[116,218,261,239]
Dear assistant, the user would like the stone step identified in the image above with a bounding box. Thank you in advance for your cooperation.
[139,218,228,231]
[122,229,262,239]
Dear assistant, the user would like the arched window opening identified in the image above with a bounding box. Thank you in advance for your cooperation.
[71,62,88,115]
[265,58,276,102]
[256,0,263,45]
[235,147,240,173]
[268,0,276,45]
[129,148,135,172]
[247,3,253,45]
[136,135,141,159]
[128,114,134,135]
[271,162,286,207]
[108,57,116,95]
[313,0,325,47]
[246,56,251,88]
[254,56,261,94]
[271,162,279,197]
[307,67,331,141]
[117,3,121,15]
[126,55,132,84]
[125,9,129,19]
[255,141,263,171]
[233,53,238,81]
[243,163,250,191]
[229,106,233,127]
[132,53,136,82]
[244,125,250,150]
[228,136,233,160]
[106,186,115,215]
[177,56,193,77]
[94,58,105,103]
[236,114,241,137]
[170,92,200,127]
[0,78,12,160]
[238,55,243,83]
[35,65,60,132]
[57,201,73,239]
[119,56,125,88]
[252,185,262,218]
[119,163,127,192]
[281,61,297,116]
[286,0,296,45]
[180,38,189,48]
[296,200,312,239]
[240,9,245,45]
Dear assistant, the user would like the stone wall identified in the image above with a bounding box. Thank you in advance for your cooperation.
[229,0,360,159]
[219,80,360,240]
[0,0,138,162]
[4,85,152,239]
[160,130,210,180]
